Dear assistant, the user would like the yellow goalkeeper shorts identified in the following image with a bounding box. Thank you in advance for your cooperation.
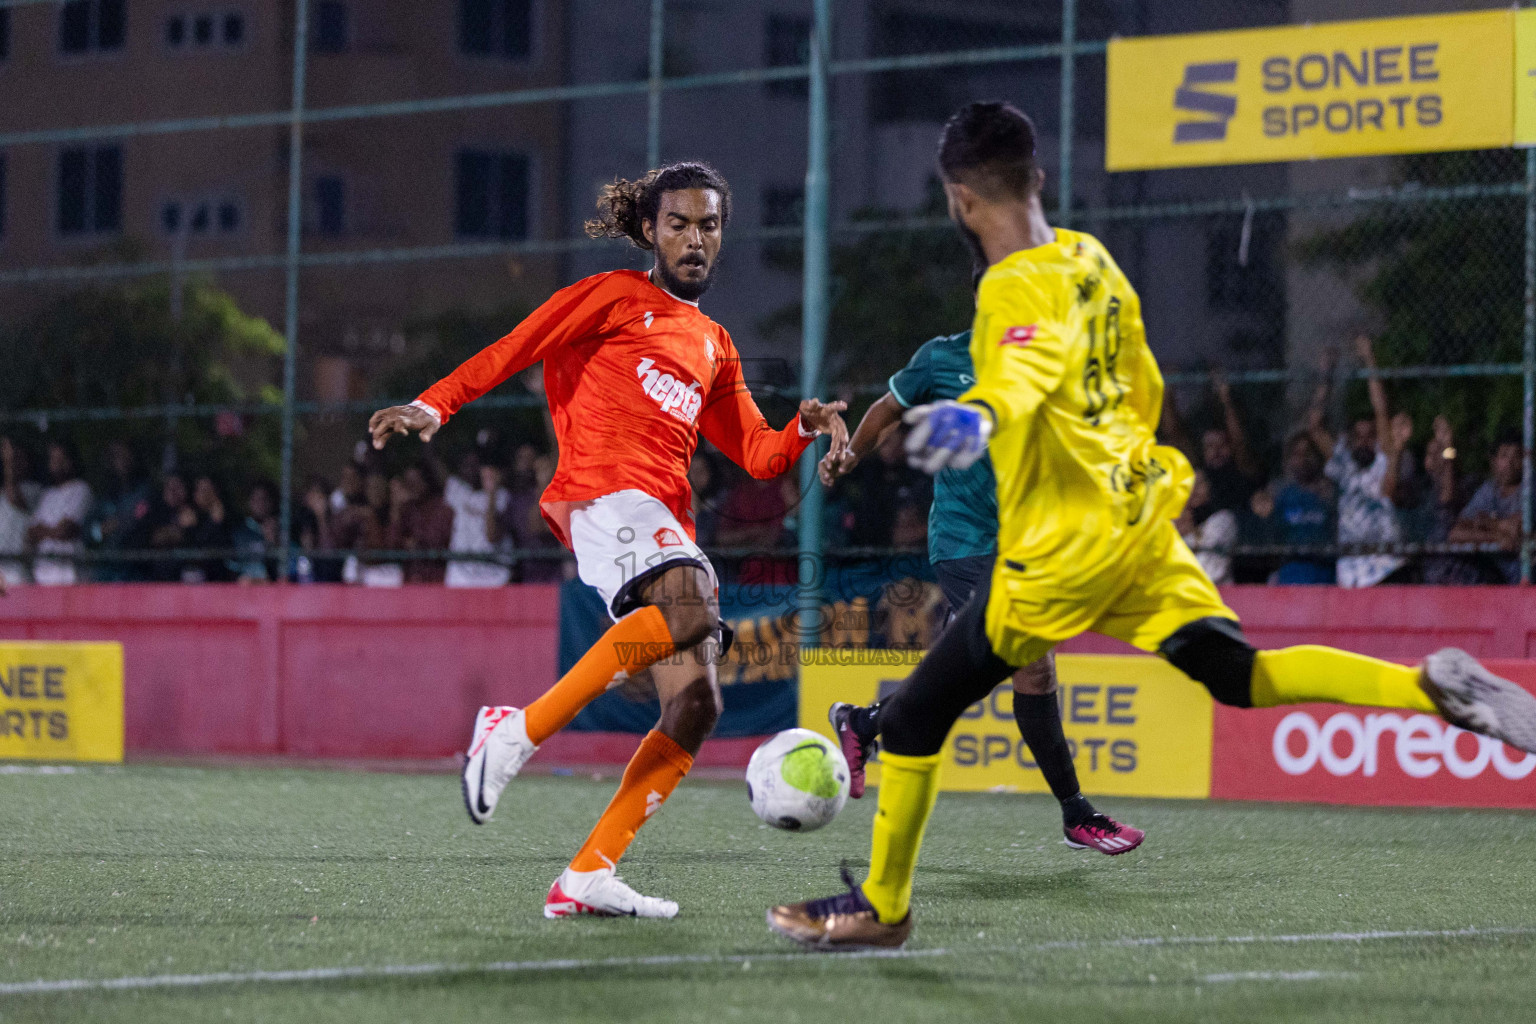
[984,520,1238,666]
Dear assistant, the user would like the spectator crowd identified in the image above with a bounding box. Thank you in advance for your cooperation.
[0,334,1528,588]
[1168,334,1527,587]
[0,434,568,589]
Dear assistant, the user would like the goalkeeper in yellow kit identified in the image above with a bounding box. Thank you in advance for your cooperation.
[768,100,1536,951]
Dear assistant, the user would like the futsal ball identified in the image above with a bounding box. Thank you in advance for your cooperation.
[745,728,850,832]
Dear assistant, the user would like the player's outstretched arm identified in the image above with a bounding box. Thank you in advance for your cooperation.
[908,279,1064,476]
[800,398,851,479]
[820,392,901,486]
[369,404,439,450]
[392,275,622,442]
[699,335,848,478]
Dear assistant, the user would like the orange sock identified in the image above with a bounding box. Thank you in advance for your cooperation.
[524,606,677,745]
[569,730,693,873]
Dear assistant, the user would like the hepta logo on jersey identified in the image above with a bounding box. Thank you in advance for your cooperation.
[1001,325,1037,347]
[653,527,683,548]
[635,357,704,424]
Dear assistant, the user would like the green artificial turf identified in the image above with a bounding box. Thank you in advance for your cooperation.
[1,764,1533,1023]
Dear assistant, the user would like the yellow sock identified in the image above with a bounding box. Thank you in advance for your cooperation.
[1252,646,1435,712]
[862,751,942,924]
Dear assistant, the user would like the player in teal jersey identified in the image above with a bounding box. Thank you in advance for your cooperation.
[821,327,1144,855]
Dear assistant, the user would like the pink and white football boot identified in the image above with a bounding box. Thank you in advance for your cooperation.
[545,867,679,919]
[1063,813,1145,855]
[461,705,537,825]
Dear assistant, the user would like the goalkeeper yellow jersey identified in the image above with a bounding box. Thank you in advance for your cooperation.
[958,228,1195,623]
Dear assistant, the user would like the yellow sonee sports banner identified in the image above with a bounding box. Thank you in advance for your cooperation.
[0,642,123,762]
[1107,9,1514,171]
[1514,9,1536,146]
[799,652,1212,798]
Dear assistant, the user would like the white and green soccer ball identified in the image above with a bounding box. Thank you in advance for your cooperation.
[745,728,850,832]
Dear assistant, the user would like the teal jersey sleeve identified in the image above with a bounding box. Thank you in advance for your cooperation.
[887,338,937,409]
[889,331,978,409]
[885,330,998,564]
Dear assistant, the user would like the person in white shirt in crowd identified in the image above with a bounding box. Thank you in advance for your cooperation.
[1307,334,1410,588]
[1,438,43,588]
[26,441,93,586]
[443,448,511,588]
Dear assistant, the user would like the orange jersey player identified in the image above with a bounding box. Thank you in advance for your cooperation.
[369,161,849,920]
[411,265,805,552]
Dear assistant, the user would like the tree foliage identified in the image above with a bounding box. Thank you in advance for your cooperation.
[760,209,975,389]
[1296,150,1524,453]
[1,277,285,484]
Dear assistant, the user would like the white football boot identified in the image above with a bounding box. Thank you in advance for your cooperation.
[1421,648,1536,754]
[461,706,537,825]
[544,866,679,919]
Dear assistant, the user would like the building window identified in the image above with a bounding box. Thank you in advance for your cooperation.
[455,150,528,239]
[161,196,243,236]
[167,9,246,50]
[58,145,122,235]
[459,0,531,59]
[60,0,126,54]
[764,15,809,98]
[314,176,345,235]
[313,1,347,53]
[760,185,803,267]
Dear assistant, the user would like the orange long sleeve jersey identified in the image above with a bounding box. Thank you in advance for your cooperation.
[414,270,816,548]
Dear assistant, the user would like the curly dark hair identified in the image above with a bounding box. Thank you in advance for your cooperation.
[937,100,1040,200]
[584,161,732,251]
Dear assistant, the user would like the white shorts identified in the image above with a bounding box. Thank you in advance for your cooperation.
[567,489,718,620]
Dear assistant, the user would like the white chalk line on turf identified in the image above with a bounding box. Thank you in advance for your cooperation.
[1198,971,1356,984]
[1024,924,1536,953]
[0,947,949,996]
[0,765,90,775]
[4,924,1532,998]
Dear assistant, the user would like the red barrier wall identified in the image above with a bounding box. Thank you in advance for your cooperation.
[4,584,1536,770]
[0,585,560,759]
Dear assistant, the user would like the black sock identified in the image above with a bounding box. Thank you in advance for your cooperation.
[847,701,882,746]
[1013,692,1093,821]
[1059,793,1096,828]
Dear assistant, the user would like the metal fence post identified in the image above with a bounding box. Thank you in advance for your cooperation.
[798,0,832,649]
[278,0,310,581]
[1523,145,1535,584]
[646,0,665,168]
[1058,0,1076,225]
